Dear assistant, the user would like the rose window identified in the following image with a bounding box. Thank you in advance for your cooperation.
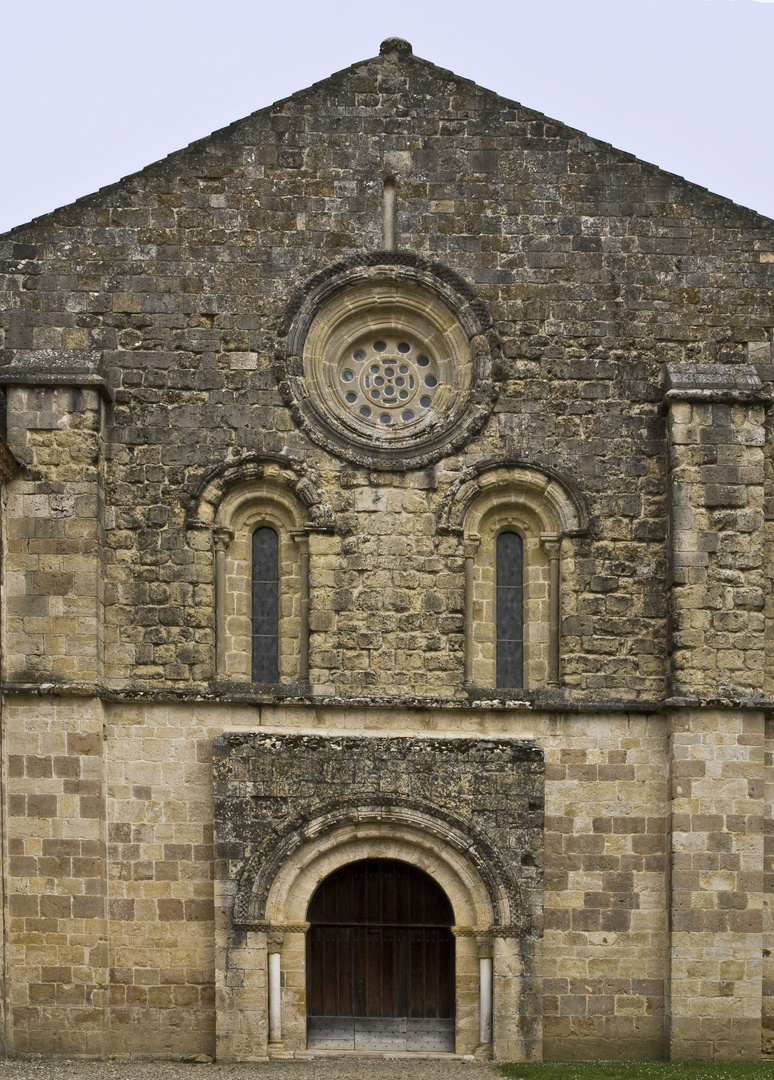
[336,334,440,430]
[287,266,497,469]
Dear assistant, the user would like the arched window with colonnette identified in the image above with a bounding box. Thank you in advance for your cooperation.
[187,456,334,689]
[441,461,587,693]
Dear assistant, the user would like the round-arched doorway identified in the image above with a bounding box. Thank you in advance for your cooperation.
[306,858,455,1052]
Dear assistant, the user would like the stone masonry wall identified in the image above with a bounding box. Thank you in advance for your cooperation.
[668,708,765,1060]
[763,715,774,1056]
[542,713,668,1060]
[4,696,108,1056]
[1,44,772,702]
[3,695,216,1059]
[3,385,106,686]
[665,379,767,700]
[2,697,674,1060]
[0,40,772,1063]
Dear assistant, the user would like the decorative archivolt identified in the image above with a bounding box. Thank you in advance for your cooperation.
[233,796,524,934]
[279,252,494,350]
[437,456,588,538]
[185,451,333,532]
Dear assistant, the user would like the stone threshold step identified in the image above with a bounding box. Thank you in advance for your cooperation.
[294,1050,480,1060]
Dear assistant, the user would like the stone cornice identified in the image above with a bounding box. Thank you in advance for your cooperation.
[0,371,115,402]
[3,680,773,714]
[661,361,773,410]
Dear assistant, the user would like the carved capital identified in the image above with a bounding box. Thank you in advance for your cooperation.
[463,533,481,559]
[540,532,562,560]
[476,935,494,959]
[290,529,310,554]
[213,526,234,553]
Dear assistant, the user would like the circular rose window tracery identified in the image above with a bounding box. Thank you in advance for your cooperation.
[338,332,440,429]
[277,257,501,470]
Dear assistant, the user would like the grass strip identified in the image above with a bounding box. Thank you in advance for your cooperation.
[498,1063,774,1080]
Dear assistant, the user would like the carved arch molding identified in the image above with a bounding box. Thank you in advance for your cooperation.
[213,733,545,1063]
[185,451,333,531]
[213,732,544,936]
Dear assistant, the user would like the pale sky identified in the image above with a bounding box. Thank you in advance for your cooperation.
[2,0,774,234]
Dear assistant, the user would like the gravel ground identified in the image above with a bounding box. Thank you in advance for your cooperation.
[0,1060,502,1080]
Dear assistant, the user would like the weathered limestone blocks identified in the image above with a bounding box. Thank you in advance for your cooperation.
[2,384,106,686]
[664,365,768,701]
[763,715,774,1056]
[3,695,108,1056]
[104,701,216,1059]
[668,708,765,1060]
[213,927,269,1062]
[542,713,669,1061]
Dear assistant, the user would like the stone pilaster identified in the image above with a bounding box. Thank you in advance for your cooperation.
[664,364,769,1059]
[763,715,774,1056]
[0,380,109,1053]
[668,708,764,1060]
[2,694,108,1055]
[664,364,767,701]
[2,381,108,688]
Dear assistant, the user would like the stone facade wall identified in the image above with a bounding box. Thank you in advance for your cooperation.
[3,385,106,686]
[1,44,772,703]
[4,696,108,1055]
[542,714,669,1060]
[0,39,772,1062]
[668,708,765,1059]
[664,372,767,700]
[0,693,770,1060]
[763,715,774,1056]
[2,699,676,1060]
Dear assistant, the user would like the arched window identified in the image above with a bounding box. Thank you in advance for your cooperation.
[252,526,279,684]
[200,462,318,688]
[496,531,523,689]
[457,464,586,691]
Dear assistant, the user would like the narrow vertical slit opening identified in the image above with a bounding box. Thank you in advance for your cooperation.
[383,177,397,251]
[252,525,279,683]
[496,530,524,689]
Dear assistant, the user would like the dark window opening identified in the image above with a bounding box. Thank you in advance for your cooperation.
[496,530,523,689]
[252,526,279,683]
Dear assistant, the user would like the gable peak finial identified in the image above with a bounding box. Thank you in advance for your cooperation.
[380,38,413,59]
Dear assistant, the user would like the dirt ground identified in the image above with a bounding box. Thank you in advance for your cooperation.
[0,1058,503,1080]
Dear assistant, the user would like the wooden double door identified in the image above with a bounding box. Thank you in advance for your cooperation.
[306,859,455,1052]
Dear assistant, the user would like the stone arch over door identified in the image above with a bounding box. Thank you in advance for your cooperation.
[213,732,544,1063]
[260,812,495,1058]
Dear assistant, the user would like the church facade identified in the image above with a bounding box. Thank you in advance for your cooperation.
[0,38,772,1062]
